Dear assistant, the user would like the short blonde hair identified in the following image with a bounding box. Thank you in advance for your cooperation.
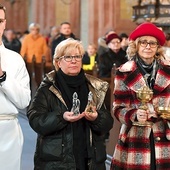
[126,38,165,60]
[53,38,85,70]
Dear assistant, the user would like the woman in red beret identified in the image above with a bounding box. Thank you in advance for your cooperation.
[110,22,170,170]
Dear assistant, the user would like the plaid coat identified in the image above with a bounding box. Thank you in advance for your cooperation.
[111,60,170,170]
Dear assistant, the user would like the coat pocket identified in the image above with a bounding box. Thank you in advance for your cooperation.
[39,136,63,161]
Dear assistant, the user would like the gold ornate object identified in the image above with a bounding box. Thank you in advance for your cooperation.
[133,86,153,127]
[157,107,170,120]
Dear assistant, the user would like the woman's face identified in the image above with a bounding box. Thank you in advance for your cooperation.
[138,36,158,63]
[87,45,96,56]
[108,38,121,53]
[58,48,82,76]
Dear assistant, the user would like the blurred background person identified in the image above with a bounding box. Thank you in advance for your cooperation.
[82,43,98,71]
[3,29,21,53]
[15,31,22,40]
[119,32,129,51]
[48,26,59,48]
[20,23,49,86]
[163,32,170,61]
[51,21,78,57]
[46,26,60,61]
[98,33,127,78]
[97,29,115,57]
[19,30,29,43]
[20,22,48,63]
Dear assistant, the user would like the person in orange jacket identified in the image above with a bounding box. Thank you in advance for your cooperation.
[20,23,48,63]
[20,23,49,86]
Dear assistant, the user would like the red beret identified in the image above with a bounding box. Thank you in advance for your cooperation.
[129,22,165,46]
[106,33,122,44]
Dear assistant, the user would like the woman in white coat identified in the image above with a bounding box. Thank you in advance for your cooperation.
[0,4,31,170]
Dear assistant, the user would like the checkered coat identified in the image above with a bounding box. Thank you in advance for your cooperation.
[111,60,170,170]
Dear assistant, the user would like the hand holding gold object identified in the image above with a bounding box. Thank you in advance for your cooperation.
[85,91,95,114]
[133,86,153,127]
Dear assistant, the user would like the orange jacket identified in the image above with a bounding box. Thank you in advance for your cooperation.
[20,34,48,63]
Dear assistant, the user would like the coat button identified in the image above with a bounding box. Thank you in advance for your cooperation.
[155,137,161,141]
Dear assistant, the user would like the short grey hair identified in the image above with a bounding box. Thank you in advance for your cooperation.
[29,23,40,32]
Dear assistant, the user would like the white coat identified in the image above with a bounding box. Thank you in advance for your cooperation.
[0,44,31,170]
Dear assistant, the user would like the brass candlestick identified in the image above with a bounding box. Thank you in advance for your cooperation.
[133,86,153,127]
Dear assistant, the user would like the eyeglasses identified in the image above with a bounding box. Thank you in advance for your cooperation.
[59,55,82,62]
[139,40,158,48]
[110,41,121,45]
[0,19,5,24]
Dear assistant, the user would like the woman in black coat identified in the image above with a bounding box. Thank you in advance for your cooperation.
[27,38,113,170]
[98,33,128,78]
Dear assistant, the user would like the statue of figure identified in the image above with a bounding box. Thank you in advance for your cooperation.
[85,91,94,113]
[71,92,80,115]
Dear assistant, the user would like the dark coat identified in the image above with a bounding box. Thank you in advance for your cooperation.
[111,59,170,170]
[51,33,78,56]
[98,48,127,77]
[27,71,113,170]
[3,37,21,53]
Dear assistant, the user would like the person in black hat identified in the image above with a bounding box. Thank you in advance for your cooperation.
[110,22,170,170]
[97,29,115,57]
[98,33,127,78]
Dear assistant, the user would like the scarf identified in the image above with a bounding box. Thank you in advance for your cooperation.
[136,56,158,89]
[55,69,89,169]
[55,68,89,112]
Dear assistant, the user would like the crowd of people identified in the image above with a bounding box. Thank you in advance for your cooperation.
[2,19,130,80]
[3,18,170,81]
[2,13,170,81]
[1,2,170,170]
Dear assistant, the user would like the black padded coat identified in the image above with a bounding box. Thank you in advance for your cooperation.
[27,71,113,170]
